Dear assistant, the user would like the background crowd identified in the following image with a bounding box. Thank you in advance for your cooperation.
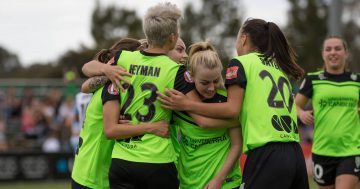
[0,71,314,154]
[0,68,82,153]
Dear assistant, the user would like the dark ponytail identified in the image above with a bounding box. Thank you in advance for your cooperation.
[95,49,112,63]
[242,18,304,80]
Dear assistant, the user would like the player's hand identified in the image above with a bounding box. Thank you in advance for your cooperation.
[102,63,132,92]
[298,110,314,126]
[204,178,223,189]
[148,120,169,138]
[157,89,189,111]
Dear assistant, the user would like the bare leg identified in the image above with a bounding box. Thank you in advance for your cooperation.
[335,174,358,189]
[317,184,335,189]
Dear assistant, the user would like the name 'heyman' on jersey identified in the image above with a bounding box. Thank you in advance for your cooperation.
[129,64,161,77]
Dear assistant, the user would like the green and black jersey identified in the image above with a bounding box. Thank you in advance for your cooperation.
[102,50,194,163]
[225,52,299,154]
[299,71,360,156]
[170,119,181,168]
[72,87,115,189]
[173,89,241,189]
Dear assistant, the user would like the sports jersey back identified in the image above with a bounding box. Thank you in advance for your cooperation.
[174,89,241,189]
[113,50,181,163]
[71,87,115,189]
[302,71,360,156]
[234,53,299,153]
[75,92,93,127]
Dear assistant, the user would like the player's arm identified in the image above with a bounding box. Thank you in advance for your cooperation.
[161,65,235,127]
[295,76,314,126]
[295,94,313,126]
[184,90,240,129]
[82,54,132,91]
[158,85,244,119]
[102,82,169,139]
[103,100,169,139]
[158,59,245,119]
[205,126,242,189]
[81,76,109,93]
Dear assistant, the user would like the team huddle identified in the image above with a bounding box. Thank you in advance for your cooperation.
[71,2,360,189]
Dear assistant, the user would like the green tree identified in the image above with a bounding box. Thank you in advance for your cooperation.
[56,45,98,78]
[181,0,244,66]
[286,0,328,72]
[343,0,360,72]
[0,46,21,78]
[91,1,143,49]
[13,63,60,78]
[286,0,360,73]
[56,1,145,78]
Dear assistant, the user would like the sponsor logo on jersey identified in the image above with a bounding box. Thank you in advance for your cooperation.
[184,70,194,83]
[107,83,119,95]
[350,73,358,81]
[226,66,238,80]
[355,156,360,168]
[318,73,326,80]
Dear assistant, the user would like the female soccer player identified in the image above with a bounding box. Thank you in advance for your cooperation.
[296,36,360,189]
[174,41,242,189]
[72,38,169,189]
[158,18,309,189]
[83,3,196,188]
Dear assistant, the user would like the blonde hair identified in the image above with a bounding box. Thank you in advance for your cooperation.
[188,41,225,89]
[143,2,181,47]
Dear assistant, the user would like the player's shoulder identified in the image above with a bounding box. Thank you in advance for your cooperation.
[305,70,324,80]
[232,53,256,63]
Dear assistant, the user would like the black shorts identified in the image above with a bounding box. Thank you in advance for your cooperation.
[241,142,309,189]
[312,153,360,186]
[109,158,179,189]
[71,179,91,189]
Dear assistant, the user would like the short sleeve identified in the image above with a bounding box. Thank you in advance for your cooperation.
[225,59,247,89]
[102,81,120,105]
[298,75,313,98]
[174,66,195,94]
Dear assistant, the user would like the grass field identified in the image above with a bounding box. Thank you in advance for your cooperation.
[0,181,70,189]
[0,178,318,189]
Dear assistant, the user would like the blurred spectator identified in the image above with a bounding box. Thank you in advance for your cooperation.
[21,98,49,150]
[57,95,75,152]
[0,120,7,151]
[21,87,34,107]
[0,78,316,156]
[0,80,82,152]
[63,67,79,98]
[5,87,21,119]
[70,92,92,153]
[42,130,61,152]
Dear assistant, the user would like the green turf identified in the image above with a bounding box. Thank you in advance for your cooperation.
[0,178,318,189]
[0,181,70,189]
